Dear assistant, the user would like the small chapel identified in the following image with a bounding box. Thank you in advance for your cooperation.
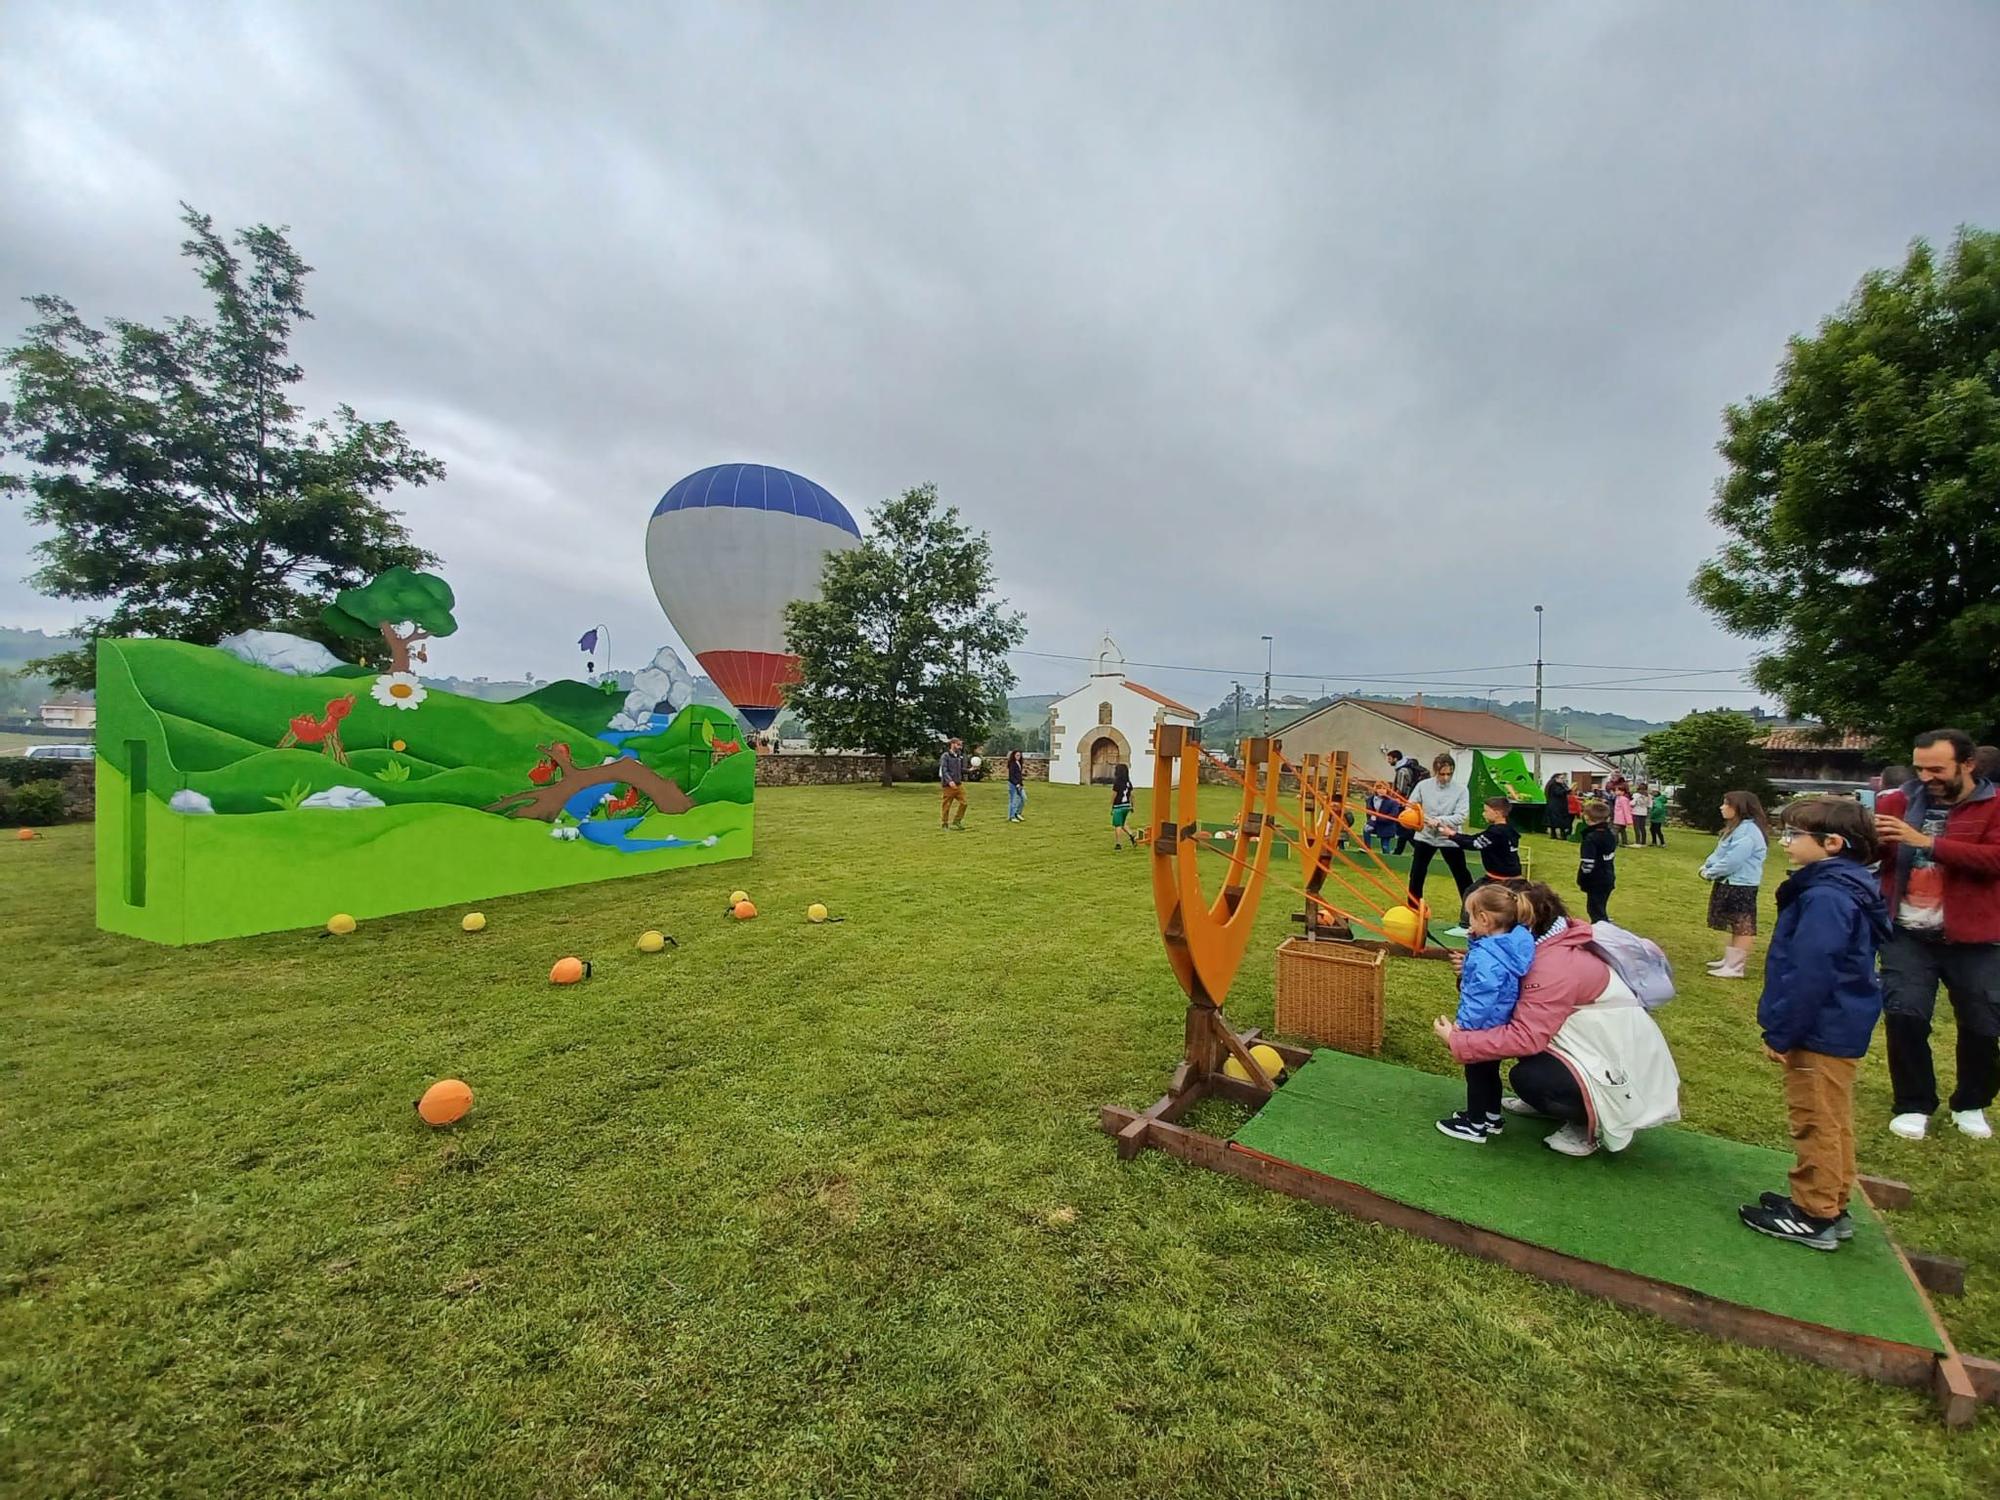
[1045,638,1201,788]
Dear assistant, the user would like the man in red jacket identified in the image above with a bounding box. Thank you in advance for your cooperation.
[1873,728,2000,1141]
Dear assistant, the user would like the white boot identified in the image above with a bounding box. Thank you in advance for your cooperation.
[1711,949,1748,980]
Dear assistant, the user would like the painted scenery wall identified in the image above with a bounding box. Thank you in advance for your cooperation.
[95,637,754,944]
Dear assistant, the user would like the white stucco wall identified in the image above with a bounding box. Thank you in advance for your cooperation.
[1047,677,1197,788]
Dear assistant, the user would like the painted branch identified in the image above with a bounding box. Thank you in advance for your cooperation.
[485,743,694,820]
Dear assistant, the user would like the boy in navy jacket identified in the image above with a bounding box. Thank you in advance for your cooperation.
[1739,797,1892,1251]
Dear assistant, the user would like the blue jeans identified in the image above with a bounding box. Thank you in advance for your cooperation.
[1007,783,1025,820]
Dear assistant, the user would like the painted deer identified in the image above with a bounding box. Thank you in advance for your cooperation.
[278,694,357,765]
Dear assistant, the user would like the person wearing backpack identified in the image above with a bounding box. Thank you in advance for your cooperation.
[1738,797,1890,1251]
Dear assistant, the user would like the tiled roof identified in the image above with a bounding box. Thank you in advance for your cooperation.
[1125,681,1199,719]
[1757,726,1874,752]
[1321,698,1603,756]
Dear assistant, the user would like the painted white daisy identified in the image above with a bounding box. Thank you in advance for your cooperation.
[370,672,427,711]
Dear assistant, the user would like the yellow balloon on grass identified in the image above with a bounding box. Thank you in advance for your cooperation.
[461,912,486,933]
[636,930,667,953]
[326,913,357,936]
[729,889,750,906]
[1380,906,1425,948]
[807,903,829,924]
[1223,1044,1287,1085]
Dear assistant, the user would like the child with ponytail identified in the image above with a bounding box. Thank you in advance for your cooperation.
[1433,883,1538,1142]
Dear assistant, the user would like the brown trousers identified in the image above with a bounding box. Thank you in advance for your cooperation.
[940,784,967,825]
[1783,1049,1859,1219]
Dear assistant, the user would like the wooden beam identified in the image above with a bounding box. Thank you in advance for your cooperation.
[1907,1251,1968,1299]
[1965,1355,2000,1405]
[1099,1106,1988,1413]
[1860,1175,1915,1211]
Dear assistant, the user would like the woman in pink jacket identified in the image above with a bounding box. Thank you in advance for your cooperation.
[1432,883,1624,1157]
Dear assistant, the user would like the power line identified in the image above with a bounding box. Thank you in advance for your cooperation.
[1006,647,1762,696]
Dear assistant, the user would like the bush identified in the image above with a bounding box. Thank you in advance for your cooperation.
[11,779,68,824]
[0,757,69,786]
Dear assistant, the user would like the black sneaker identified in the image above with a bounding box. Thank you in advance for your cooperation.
[1738,1200,1840,1251]
[1435,1111,1492,1144]
[1758,1191,1854,1240]
[1481,1113,1504,1137]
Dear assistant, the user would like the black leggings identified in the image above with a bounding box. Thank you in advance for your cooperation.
[1584,888,1611,924]
[1649,821,1666,846]
[1407,843,1473,910]
[1509,1053,1587,1125]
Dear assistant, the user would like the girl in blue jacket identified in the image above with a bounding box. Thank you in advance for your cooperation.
[1739,797,1891,1251]
[1435,884,1537,1143]
[1700,790,1770,979]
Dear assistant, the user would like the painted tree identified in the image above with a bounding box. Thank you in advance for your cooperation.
[322,567,458,674]
[1641,710,1776,832]
[783,484,1024,785]
[1691,228,2000,745]
[0,205,443,689]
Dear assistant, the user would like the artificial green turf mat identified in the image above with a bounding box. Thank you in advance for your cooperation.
[1232,1050,1943,1350]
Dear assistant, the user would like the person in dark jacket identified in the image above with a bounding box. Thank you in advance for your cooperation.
[1005,749,1026,822]
[1574,801,1617,924]
[1443,796,1522,889]
[1740,797,1891,1250]
[1544,775,1571,840]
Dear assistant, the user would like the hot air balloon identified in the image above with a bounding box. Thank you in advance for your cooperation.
[645,464,862,731]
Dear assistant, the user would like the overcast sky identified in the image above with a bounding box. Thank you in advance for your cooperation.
[4,2,1997,721]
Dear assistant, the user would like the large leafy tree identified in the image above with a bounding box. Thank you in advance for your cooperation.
[783,484,1025,784]
[1641,709,1777,832]
[0,204,443,688]
[1691,228,2000,745]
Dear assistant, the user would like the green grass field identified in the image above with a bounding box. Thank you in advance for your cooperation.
[6,784,2000,1496]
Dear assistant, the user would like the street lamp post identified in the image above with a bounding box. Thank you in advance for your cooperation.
[1261,635,1274,738]
[1533,605,1545,782]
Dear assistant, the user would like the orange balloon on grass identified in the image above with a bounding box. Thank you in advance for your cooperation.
[416,1078,473,1126]
[732,900,758,921]
[550,956,591,985]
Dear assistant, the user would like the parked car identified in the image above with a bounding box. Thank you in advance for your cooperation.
[21,743,94,761]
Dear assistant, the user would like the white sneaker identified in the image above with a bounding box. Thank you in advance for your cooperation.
[1500,1095,1548,1117]
[1444,925,1469,938]
[1889,1113,1929,1141]
[1544,1122,1599,1157]
[1952,1109,1993,1140]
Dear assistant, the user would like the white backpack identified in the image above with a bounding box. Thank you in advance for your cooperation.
[1588,921,1677,1010]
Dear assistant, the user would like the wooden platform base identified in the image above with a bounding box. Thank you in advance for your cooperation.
[1101,1088,1989,1426]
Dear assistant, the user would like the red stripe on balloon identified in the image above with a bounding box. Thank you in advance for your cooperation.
[696,650,798,715]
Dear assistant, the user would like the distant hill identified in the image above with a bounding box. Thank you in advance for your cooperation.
[1007,693,1058,728]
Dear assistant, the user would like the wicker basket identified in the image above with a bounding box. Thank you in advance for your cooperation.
[1275,937,1386,1056]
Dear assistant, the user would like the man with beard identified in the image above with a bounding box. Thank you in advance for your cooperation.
[1873,728,2000,1140]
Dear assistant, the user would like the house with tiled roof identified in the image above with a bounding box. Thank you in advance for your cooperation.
[1275,696,1614,783]
[1756,724,1883,791]
[1046,638,1200,787]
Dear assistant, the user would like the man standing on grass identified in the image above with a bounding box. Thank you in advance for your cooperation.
[1873,729,2000,1141]
[939,736,969,830]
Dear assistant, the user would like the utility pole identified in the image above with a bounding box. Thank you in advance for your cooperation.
[1533,604,1546,782]
[1261,634,1274,737]
[1232,681,1242,746]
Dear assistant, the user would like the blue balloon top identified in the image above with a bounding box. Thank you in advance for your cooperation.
[652,463,860,537]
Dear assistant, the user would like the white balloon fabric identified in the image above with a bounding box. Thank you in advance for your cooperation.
[645,464,862,730]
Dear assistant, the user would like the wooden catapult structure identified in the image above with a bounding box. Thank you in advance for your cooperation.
[1102,726,1997,1425]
